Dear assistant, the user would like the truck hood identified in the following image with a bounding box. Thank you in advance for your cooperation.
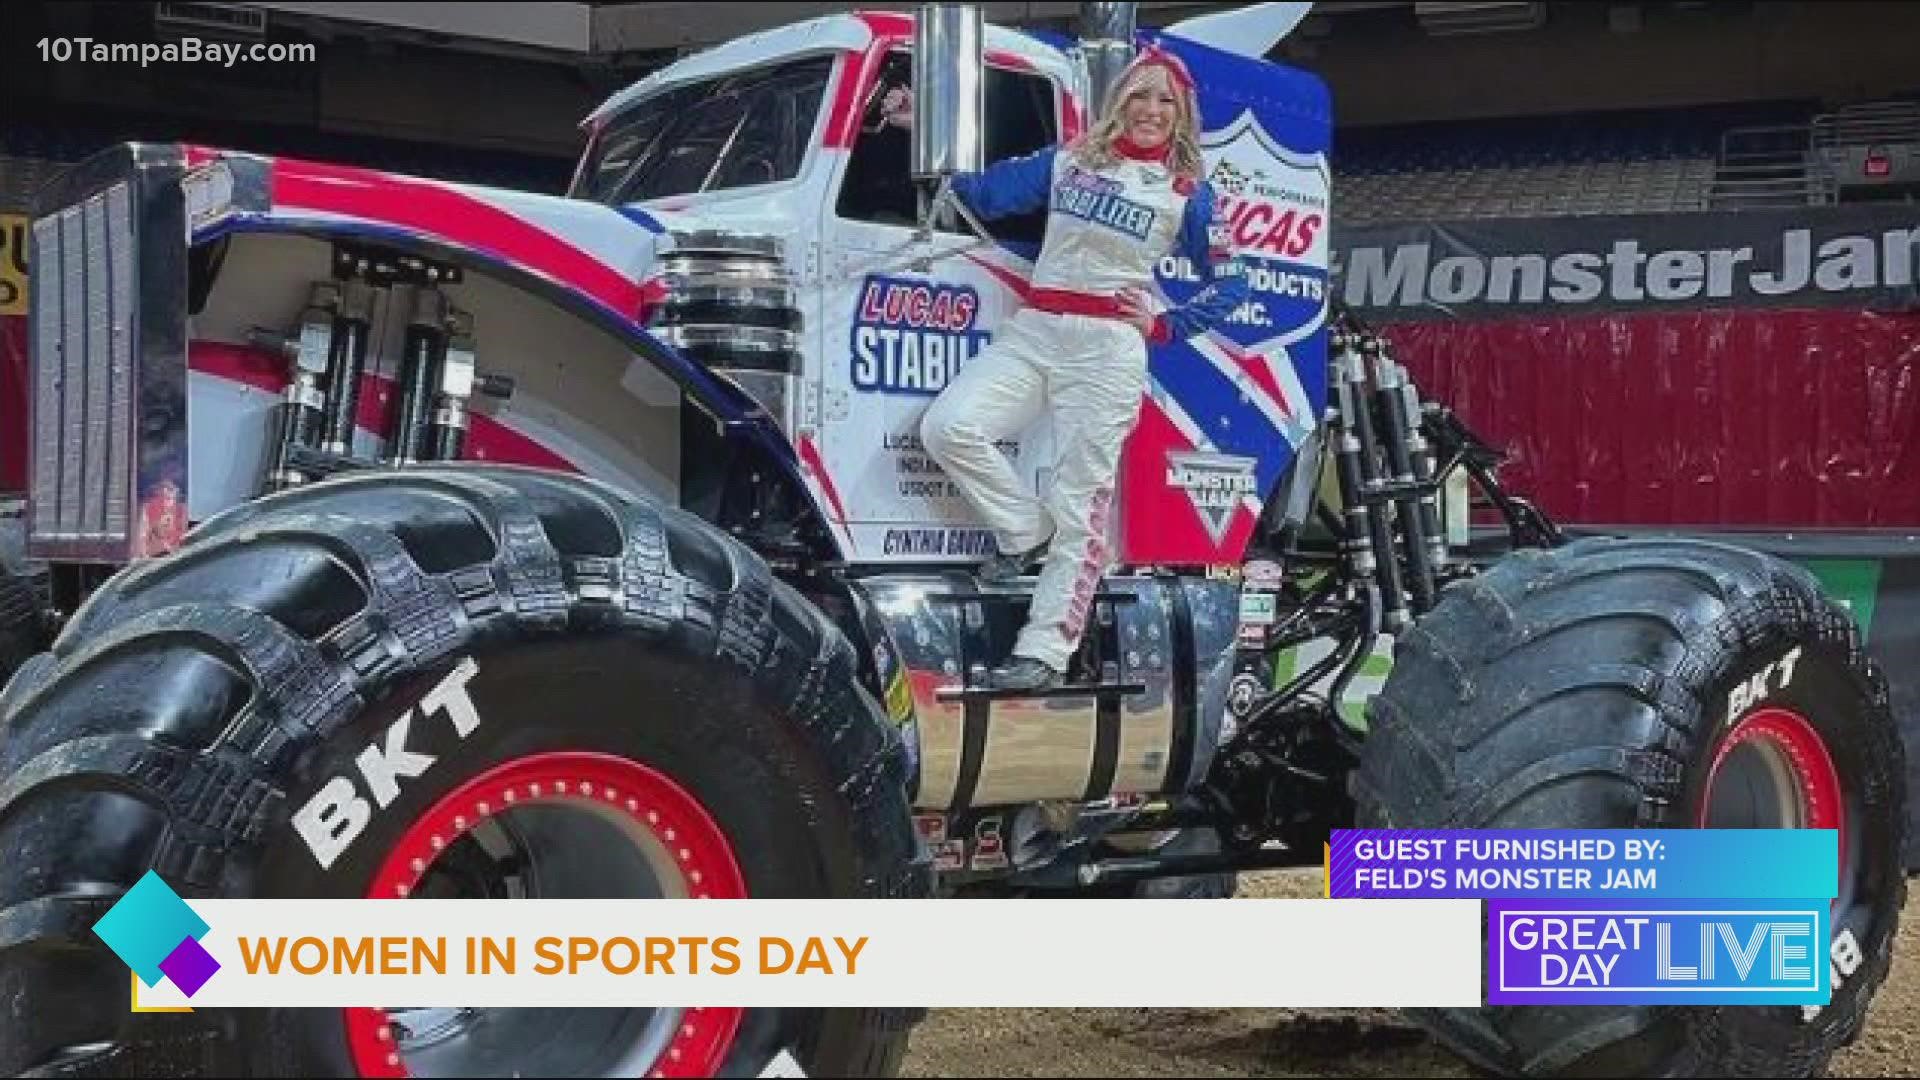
[187,146,804,325]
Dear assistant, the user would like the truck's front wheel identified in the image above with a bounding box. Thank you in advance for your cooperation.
[0,466,927,1078]
[1352,537,1905,1078]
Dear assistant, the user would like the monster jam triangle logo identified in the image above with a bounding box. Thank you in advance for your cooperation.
[1165,451,1259,543]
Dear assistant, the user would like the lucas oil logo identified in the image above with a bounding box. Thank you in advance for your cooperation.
[852,275,989,396]
[1166,451,1258,543]
[1152,110,1330,355]
[1201,112,1330,266]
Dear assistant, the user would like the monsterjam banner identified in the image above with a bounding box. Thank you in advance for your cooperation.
[1332,203,1918,320]
[1328,204,1920,530]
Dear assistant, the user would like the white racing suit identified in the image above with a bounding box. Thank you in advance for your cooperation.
[920,144,1248,672]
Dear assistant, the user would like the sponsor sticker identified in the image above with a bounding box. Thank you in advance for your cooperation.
[850,275,990,396]
[1165,451,1259,543]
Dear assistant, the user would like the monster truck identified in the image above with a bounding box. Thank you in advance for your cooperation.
[0,3,1903,1078]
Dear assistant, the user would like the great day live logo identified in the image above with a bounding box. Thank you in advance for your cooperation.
[1328,829,1839,1006]
[1488,901,1826,1005]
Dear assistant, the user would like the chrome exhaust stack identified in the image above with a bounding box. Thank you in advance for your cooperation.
[1079,3,1138,123]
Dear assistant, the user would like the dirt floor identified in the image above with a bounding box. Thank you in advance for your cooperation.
[901,869,1920,1078]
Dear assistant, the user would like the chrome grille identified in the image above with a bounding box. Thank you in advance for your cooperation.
[30,179,137,550]
[26,143,192,563]
[107,182,135,538]
[30,216,59,538]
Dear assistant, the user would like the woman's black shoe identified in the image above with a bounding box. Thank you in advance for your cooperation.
[979,537,1050,584]
[984,656,1062,691]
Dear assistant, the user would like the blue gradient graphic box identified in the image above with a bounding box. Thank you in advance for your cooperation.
[1327,829,1837,899]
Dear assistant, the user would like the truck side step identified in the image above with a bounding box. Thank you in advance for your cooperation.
[926,589,1141,607]
[933,680,1147,703]
[927,585,1147,702]
[1074,845,1316,887]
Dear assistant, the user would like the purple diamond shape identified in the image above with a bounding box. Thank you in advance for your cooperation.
[158,935,220,997]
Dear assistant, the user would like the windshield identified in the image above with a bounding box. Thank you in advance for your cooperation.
[579,54,834,204]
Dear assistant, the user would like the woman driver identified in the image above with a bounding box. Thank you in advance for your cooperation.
[902,46,1248,691]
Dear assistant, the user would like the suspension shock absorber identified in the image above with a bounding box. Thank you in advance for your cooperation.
[252,282,340,493]
[1326,327,1378,584]
[1339,334,1411,633]
[385,286,447,465]
[321,279,374,456]
[426,310,477,462]
[1388,350,1450,589]
[1369,342,1437,614]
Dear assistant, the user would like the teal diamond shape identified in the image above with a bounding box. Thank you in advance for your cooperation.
[92,870,210,987]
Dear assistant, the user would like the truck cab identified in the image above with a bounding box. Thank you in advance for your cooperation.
[565,11,1331,570]
[567,12,1088,565]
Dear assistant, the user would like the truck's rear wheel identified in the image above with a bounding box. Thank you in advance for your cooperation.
[0,465,928,1078]
[1352,536,1905,1078]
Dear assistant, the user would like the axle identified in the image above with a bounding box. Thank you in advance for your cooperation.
[1074,845,1317,887]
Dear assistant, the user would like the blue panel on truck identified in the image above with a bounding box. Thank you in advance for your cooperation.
[1119,32,1333,564]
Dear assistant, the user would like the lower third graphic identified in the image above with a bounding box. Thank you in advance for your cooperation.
[93,870,221,997]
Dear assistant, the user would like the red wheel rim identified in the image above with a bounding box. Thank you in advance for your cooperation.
[1699,707,1846,896]
[345,751,747,1079]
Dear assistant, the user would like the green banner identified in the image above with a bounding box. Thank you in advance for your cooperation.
[1796,558,1883,644]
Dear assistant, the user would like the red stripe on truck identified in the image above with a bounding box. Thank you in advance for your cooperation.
[269,157,645,319]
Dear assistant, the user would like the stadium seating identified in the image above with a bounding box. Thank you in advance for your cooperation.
[1331,98,1917,224]
[1335,156,1718,222]
[1331,103,1794,223]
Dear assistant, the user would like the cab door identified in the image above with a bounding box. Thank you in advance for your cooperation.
[812,44,1076,564]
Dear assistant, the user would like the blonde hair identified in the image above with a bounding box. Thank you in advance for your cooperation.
[1069,62,1205,183]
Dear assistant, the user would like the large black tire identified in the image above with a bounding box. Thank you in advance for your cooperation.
[0,513,49,691]
[0,465,929,1078]
[1352,536,1906,1078]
